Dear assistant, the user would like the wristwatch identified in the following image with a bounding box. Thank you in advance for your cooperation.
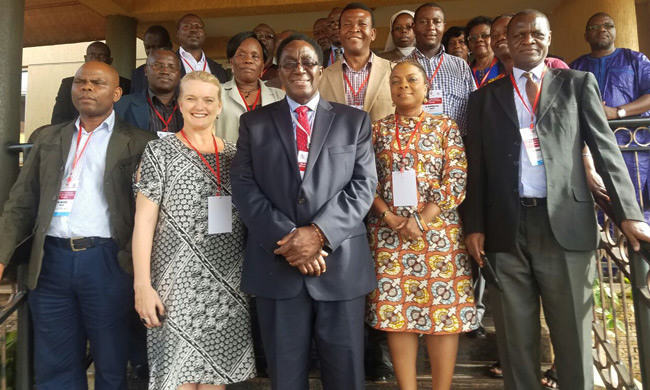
[617,107,627,118]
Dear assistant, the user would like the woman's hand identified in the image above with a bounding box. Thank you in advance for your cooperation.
[397,217,423,241]
[385,212,408,231]
[135,283,166,329]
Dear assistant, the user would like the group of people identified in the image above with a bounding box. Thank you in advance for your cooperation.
[1,2,650,390]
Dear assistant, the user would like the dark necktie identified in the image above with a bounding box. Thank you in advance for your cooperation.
[334,48,341,63]
[523,72,539,112]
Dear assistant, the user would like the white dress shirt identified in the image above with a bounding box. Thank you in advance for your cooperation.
[512,62,548,198]
[179,46,212,74]
[286,93,320,147]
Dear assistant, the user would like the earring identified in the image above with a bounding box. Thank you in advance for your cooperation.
[392,102,396,107]
[216,115,219,119]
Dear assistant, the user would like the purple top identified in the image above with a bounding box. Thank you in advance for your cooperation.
[570,48,650,116]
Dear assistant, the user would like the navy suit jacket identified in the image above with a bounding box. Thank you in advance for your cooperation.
[130,65,147,94]
[230,97,378,301]
[114,91,150,132]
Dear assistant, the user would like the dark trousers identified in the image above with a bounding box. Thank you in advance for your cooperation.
[29,238,133,390]
[489,205,595,390]
[256,284,366,390]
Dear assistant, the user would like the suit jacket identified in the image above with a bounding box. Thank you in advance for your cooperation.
[463,68,644,252]
[378,47,413,62]
[114,91,184,134]
[51,76,131,125]
[230,97,378,301]
[0,117,157,289]
[319,55,394,123]
[176,50,229,83]
[130,64,147,94]
[215,79,285,142]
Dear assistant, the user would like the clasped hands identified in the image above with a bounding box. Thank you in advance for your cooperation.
[385,213,422,241]
[274,226,328,276]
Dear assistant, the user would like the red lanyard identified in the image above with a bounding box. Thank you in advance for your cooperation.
[261,66,270,78]
[182,57,207,72]
[427,53,444,88]
[68,123,94,183]
[473,57,498,88]
[395,112,425,171]
[237,87,261,111]
[509,67,546,129]
[343,71,371,102]
[180,129,222,195]
[147,96,178,132]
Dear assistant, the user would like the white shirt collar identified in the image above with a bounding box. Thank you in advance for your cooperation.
[74,110,115,134]
[287,92,320,113]
[513,61,546,83]
[179,46,206,65]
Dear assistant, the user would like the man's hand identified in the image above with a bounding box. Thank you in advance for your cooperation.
[586,169,609,202]
[621,220,650,251]
[274,226,322,265]
[296,250,329,276]
[602,102,618,120]
[465,233,486,267]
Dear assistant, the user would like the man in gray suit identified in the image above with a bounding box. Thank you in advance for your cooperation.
[463,9,650,390]
[231,33,377,390]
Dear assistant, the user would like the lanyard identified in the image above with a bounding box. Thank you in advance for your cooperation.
[180,129,222,195]
[509,67,546,129]
[237,87,261,112]
[182,57,207,72]
[147,96,178,132]
[473,57,498,88]
[291,111,312,145]
[343,70,371,102]
[427,53,444,88]
[394,112,425,171]
[68,123,95,183]
[261,66,270,78]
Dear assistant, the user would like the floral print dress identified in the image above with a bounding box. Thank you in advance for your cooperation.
[366,113,478,334]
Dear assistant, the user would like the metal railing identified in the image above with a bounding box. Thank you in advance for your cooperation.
[592,118,650,389]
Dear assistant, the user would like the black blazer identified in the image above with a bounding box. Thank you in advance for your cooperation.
[130,64,147,94]
[463,68,644,252]
[114,91,184,134]
[51,76,131,125]
[176,50,228,83]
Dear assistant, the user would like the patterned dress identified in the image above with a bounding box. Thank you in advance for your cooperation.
[134,135,256,389]
[366,113,478,334]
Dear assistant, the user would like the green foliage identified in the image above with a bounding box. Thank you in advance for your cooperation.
[593,278,627,334]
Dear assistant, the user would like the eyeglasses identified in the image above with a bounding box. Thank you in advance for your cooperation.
[587,23,615,31]
[280,60,320,71]
[255,33,276,41]
[148,63,180,72]
[467,33,490,42]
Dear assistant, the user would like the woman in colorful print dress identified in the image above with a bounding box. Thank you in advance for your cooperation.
[366,60,477,390]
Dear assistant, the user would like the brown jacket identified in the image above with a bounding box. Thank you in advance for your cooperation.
[0,117,156,289]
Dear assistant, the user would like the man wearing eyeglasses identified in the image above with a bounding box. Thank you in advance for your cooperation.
[253,24,280,82]
[571,12,650,221]
[115,49,183,138]
[176,13,228,83]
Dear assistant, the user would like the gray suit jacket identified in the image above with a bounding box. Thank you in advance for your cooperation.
[0,117,157,289]
[230,97,378,301]
[463,68,643,252]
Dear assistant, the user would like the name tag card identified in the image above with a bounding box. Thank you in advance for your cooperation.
[53,179,78,217]
[351,104,364,111]
[208,196,232,234]
[392,170,418,207]
[519,127,544,166]
[157,131,174,139]
[423,89,443,115]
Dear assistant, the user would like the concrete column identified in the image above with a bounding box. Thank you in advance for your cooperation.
[637,1,650,56]
[0,0,25,208]
[105,15,137,80]
[550,0,639,63]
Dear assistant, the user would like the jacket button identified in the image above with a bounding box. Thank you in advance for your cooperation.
[513,188,518,193]
[513,161,519,166]
[298,197,306,204]
[51,195,56,200]
[41,227,46,233]
[514,141,520,146]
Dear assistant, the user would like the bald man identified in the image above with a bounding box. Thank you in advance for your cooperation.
[0,61,156,390]
[52,41,132,125]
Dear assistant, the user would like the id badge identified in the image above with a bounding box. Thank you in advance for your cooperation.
[208,196,232,234]
[519,127,544,166]
[423,89,443,115]
[298,150,309,178]
[157,131,174,139]
[351,104,364,111]
[53,179,78,217]
[392,170,418,207]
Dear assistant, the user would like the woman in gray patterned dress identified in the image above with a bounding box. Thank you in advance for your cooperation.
[132,71,256,390]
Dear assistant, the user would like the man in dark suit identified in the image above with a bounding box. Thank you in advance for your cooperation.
[130,25,173,94]
[463,9,650,390]
[51,41,131,125]
[323,7,343,67]
[176,13,228,83]
[231,33,377,390]
[116,49,183,137]
[0,61,156,389]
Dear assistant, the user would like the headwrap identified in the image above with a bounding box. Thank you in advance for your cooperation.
[384,10,415,52]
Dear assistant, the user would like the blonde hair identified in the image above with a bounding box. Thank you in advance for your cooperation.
[179,71,222,104]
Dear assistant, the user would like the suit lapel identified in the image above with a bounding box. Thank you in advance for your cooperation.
[133,93,150,130]
[328,62,346,104]
[494,79,520,129]
[303,98,334,182]
[536,69,564,126]
[60,121,76,165]
[225,80,247,111]
[363,58,388,113]
[104,117,130,181]
[271,99,301,181]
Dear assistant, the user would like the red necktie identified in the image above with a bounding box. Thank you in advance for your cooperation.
[295,105,311,175]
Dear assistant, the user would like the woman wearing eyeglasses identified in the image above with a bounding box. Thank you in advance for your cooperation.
[465,16,503,89]
[215,31,285,143]
[379,10,416,62]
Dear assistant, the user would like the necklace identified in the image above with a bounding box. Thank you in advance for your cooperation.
[239,87,259,99]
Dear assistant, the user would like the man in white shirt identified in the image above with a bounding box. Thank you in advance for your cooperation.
[176,13,228,83]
